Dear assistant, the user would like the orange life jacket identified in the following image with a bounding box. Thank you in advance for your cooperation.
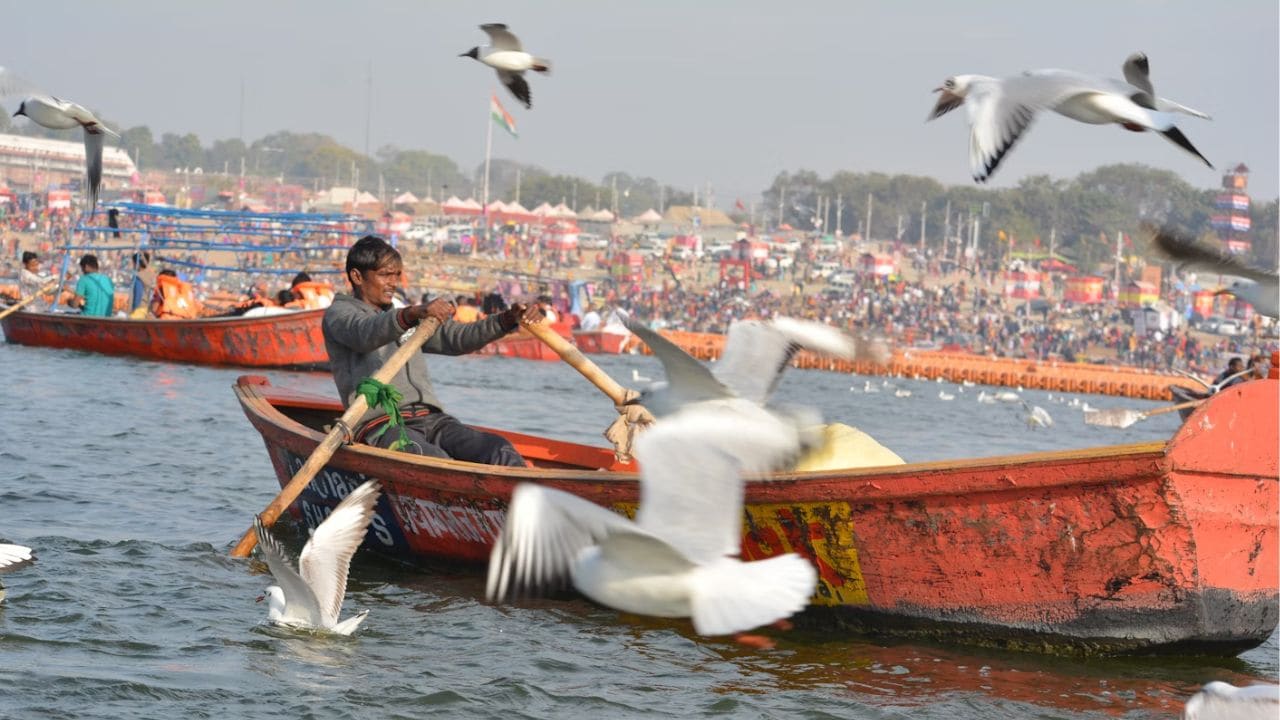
[154,275,201,319]
[452,304,481,323]
[287,281,335,310]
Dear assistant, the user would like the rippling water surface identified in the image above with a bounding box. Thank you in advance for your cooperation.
[0,341,1274,719]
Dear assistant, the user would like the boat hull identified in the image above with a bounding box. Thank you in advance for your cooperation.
[235,376,1279,655]
[572,330,636,354]
[3,309,328,368]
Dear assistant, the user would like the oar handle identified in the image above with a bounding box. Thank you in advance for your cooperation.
[521,320,632,406]
[0,279,59,321]
[230,316,442,558]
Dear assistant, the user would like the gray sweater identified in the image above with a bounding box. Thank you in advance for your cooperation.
[322,293,513,426]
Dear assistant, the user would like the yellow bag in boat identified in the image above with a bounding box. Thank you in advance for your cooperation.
[793,423,905,471]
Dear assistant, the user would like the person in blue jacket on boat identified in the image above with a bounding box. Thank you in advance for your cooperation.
[323,235,542,466]
[68,254,115,317]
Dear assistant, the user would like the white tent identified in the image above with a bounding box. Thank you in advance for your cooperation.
[552,202,577,219]
[589,209,615,222]
[393,191,420,204]
[634,208,662,224]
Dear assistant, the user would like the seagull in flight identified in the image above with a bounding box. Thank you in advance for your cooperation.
[623,315,878,417]
[1183,681,1279,720]
[0,543,35,603]
[1152,226,1278,318]
[928,52,1212,182]
[253,480,381,635]
[460,23,550,109]
[487,382,818,636]
[2,68,118,216]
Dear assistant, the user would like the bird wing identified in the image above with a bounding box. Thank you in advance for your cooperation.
[254,516,324,627]
[963,75,1045,182]
[481,23,522,51]
[497,70,532,109]
[298,480,381,628]
[82,130,103,217]
[1184,681,1280,720]
[1122,52,1154,98]
[713,318,856,405]
[634,400,804,563]
[1153,228,1278,285]
[624,316,734,408]
[485,483,638,603]
[0,543,35,574]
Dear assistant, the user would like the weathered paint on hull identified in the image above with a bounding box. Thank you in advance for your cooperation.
[235,376,1280,655]
[2,309,328,368]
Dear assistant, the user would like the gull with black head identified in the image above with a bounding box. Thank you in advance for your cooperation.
[459,23,551,109]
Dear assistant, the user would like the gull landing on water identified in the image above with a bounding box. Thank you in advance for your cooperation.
[253,480,381,635]
[1183,681,1279,720]
[928,52,1211,182]
[460,23,550,109]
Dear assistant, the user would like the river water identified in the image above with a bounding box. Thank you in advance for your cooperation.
[0,340,1274,719]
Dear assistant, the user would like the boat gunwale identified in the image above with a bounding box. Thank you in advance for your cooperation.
[234,375,1181,501]
[4,307,326,329]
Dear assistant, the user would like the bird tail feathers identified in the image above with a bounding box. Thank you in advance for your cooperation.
[688,554,816,636]
[330,609,369,636]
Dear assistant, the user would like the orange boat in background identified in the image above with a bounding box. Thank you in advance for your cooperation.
[651,330,1187,400]
[478,319,577,361]
[572,329,637,354]
[2,309,328,369]
[235,375,1278,656]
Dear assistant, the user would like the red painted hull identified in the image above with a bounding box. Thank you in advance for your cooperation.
[478,321,576,362]
[3,309,328,368]
[234,376,1279,655]
[572,330,636,354]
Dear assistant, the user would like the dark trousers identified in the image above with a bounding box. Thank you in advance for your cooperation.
[359,409,527,467]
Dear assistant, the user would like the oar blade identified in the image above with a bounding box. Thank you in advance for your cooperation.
[1084,408,1143,429]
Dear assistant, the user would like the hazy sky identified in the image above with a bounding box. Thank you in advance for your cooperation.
[8,1,1278,205]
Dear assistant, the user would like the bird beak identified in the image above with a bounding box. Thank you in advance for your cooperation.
[255,594,265,603]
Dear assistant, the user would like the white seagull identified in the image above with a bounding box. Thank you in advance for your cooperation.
[1152,227,1278,318]
[1022,403,1054,429]
[1183,681,1280,720]
[0,543,35,603]
[938,390,956,401]
[253,480,381,635]
[4,68,118,217]
[460,23,550,109]
[621,315,872,418]
[487,387,818,636]
[928,52,1211,182]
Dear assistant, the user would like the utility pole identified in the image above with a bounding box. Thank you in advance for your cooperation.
[658,185,665,214]
[864,193,873,243]
[1048,226,1056,260]
[778,185,786,230]
[896,214,904,242]
[919,200,927,252]
[835,194,844,236]
[238,77,244,143]
[364,60,373,159]
[1114,229,1124,296]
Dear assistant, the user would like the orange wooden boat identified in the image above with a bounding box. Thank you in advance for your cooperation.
[235,375,1279,655]
[3,309,328,368]
[572,329,637,354]
[477,320,576,361]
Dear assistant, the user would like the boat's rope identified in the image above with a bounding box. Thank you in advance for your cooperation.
[355,378,411,451]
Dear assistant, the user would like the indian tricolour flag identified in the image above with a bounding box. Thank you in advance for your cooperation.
[490,95,518,138]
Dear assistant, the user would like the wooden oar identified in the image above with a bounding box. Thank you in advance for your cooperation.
[0,279,59,321]
[229,316,442,558]
[520,319,631,406]
[1084,399,1202,429]
[1086,368,1253,429]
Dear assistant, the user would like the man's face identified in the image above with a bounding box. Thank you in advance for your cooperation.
[352,259,403,307]
[23,258,37,271]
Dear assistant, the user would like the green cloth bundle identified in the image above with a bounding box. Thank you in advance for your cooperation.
[356,377,411,451]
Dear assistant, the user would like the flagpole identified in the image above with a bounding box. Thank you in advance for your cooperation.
[479,93,494,259]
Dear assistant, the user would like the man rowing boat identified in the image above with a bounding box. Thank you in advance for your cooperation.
[323,235,542,466]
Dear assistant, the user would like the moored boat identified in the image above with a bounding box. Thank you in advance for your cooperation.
[235,375,1279,655]
[4,309,328,368]
[477,320,576,361]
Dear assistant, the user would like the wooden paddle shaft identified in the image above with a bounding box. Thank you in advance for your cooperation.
[230,316,442,558]
[521,319,631,406]
[1143,399,1203,418]
[0,279,59,321]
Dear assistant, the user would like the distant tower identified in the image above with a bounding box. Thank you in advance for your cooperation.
[1211,163,1252,254]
